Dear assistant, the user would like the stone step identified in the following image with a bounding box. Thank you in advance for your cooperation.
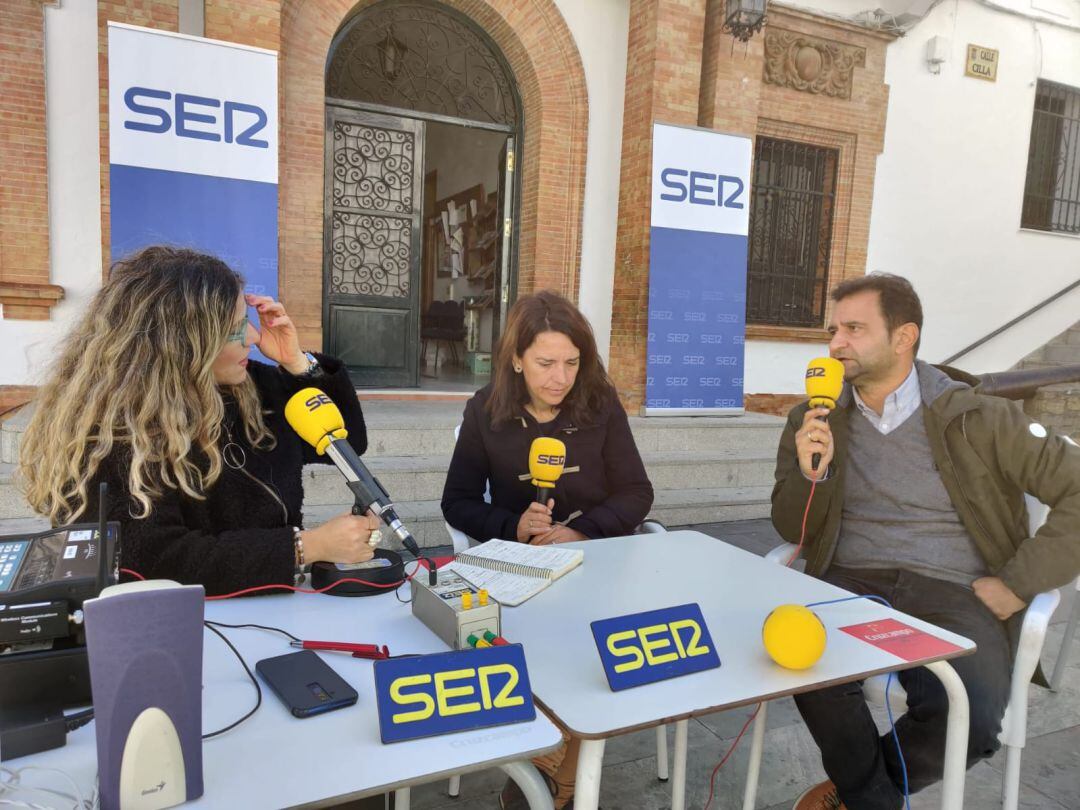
[1042,344,1080,364]
[1,399,785,463]
[302,448,778,505]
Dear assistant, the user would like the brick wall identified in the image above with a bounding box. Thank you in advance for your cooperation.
[0,1,63,320]
[280,0,588,351]
[608,0,708,414]
[97,1,180,274]
[610,0,895,410]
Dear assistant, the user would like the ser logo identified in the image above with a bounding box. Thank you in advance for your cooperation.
[806,367,826,378]
[123,86,269,148]
[659,169,745,209]
[374,646,535,743]
[591,603,720,691]
[536,454,565,466]
[389,664,524,723]
[305,393,333,411]
[605,619,712,673]
[683,355,705,366]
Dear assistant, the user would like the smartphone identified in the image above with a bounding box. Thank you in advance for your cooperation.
[256,650,359,718]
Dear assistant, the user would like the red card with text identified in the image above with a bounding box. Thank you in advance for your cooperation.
[839,619,963,662]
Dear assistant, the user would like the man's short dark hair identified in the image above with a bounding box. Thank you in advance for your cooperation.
[831,273,923,355]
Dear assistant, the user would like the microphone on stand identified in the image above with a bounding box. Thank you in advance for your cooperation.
[804,357,844,473]
[285,389,435,584]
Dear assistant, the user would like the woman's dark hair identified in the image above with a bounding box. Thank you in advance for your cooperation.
[486,291,613,427]
[831,272,923,355]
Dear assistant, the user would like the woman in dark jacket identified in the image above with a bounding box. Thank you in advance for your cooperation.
[442,291,654,545]
[441,291,654,809]
[19,246,378,596]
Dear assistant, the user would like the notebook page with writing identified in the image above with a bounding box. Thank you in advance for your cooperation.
[455,538,583,581]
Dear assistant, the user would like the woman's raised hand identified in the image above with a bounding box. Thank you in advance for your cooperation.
[247,293,306,374]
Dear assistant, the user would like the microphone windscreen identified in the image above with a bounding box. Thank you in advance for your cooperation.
[805,357,844,410]
[285,388,348,455]
[528,437,566,489]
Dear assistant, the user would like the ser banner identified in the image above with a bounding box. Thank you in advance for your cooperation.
[107,23,278,302]
[646,123,751,416]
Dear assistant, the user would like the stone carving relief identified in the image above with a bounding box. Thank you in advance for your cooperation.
[763,29,866,99]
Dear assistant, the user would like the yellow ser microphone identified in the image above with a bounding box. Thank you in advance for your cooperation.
[284,388,347,454]
[804,357,844,473]
[285,388,423,561]
[528,437,567,503]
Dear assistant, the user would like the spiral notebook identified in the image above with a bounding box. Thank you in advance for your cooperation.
[443,538,584,606]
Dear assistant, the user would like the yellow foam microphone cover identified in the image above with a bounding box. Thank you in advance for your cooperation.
[528,437,567,490]
[762,604,827,670]
[805,357,845,410]
[284,388,348,456]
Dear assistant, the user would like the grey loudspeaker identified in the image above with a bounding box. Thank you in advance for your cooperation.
[83,580,204,809]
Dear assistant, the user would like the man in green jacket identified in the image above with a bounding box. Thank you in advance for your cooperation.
[775,274,1080,810]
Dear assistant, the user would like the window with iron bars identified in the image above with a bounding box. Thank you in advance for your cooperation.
[747,137,839,328]
[1022,80,1080,235]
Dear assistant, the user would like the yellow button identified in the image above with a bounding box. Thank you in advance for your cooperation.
[478,589,489,606]
[461,591,473,610]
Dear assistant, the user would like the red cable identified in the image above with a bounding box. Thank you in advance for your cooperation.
[703,704,761,810]
[119,559,432,600]
[701,472,819,803]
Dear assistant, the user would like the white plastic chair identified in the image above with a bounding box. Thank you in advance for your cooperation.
[761,493,1064,810]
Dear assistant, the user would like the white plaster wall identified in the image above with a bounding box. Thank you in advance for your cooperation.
[866,0,1080,375]
[1,1,101,386]
[553,0,630,365]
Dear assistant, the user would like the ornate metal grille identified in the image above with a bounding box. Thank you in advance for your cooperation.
[332,121,415,213]
[327,1,518,127]
[330,211,412,298]
[1022,80,1080,235]
[747,137,838,327]
[329,120,415,299]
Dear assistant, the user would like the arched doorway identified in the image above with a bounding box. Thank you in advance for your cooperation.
[324,0,522,389]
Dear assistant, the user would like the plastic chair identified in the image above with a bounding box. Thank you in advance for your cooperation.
[762,493,1063,810]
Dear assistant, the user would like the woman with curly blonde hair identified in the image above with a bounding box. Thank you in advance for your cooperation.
[20,246,378,595]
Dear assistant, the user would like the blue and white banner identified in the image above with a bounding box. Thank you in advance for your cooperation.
[646,123,751,416]
[107,23,278,302]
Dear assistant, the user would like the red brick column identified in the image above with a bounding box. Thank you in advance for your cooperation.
[608,0,708,413]
[0,1,62,320]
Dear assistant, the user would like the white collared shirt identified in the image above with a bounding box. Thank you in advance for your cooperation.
[853,364,921,435]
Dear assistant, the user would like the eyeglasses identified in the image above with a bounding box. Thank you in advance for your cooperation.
[226,314,251,347]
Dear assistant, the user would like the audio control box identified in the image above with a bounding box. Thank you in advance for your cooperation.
[410,570,500,650]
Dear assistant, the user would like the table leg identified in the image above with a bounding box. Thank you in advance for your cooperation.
[925,661,969,810]
[394,786,410,810]
[742,702,768,810]
[447,774,461,797]
[671,719,689,810]
[573,738,607,810]
[498,760,555,810]
[656,724,669,781]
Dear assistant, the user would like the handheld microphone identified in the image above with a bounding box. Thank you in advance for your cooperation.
[528,437,566,503]
[804,357,844,473]
[285,389,423,562]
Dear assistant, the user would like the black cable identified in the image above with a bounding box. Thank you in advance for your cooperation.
[201,622,262,739]
[204,619,300,643]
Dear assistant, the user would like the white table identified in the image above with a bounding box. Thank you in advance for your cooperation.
[500,530,976,810]
[20,583,562,809]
